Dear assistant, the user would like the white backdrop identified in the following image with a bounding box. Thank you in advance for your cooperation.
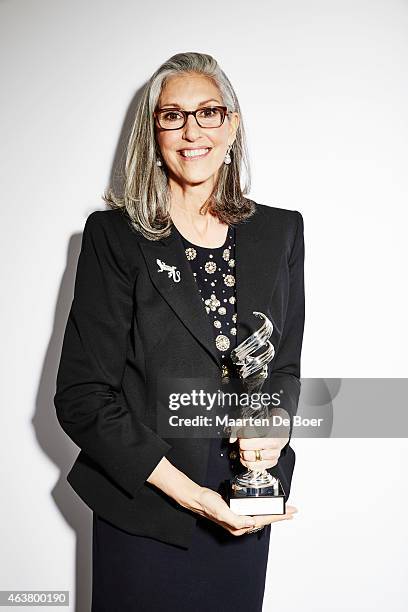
[1,0,407,610]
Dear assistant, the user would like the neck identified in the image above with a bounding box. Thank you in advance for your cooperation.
[168,176,216,219]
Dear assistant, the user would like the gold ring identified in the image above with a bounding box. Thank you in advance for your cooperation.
[255,449,262,461]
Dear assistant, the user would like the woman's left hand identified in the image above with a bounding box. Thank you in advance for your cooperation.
[229,435,289,471]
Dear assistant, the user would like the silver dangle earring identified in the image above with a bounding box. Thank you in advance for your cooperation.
[224,145,232,165]
[156,157,163,167]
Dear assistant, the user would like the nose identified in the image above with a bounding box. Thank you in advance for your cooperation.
[182,113,201,140]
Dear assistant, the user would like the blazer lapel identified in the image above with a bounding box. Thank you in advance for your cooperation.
[139,207,281,371]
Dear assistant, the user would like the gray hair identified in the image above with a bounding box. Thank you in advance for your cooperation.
[103,52,255,241]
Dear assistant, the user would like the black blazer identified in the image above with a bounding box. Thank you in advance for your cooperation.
[54,200,305,549]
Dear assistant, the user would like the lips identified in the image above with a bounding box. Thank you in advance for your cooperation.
[178,147,212,160]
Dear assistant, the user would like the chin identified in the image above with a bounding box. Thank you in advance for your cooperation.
[181,175,214,187]
[183,166,221,182]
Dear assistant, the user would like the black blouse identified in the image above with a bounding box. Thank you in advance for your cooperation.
[174,223,239,461]
[176,223,238,365]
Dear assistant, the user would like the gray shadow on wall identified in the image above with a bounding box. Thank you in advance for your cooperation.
[32,83,146,612]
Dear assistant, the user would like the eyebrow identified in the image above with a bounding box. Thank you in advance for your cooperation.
[159,98,222,109]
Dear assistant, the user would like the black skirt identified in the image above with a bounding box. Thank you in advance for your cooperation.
[91,437,271,612]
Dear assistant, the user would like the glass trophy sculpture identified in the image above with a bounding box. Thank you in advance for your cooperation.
[227,311,286,516]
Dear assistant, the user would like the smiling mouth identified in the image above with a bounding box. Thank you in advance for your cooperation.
[179,148,212,160]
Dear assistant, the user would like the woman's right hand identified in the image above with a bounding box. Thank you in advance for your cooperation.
[192,486,297,536]
[146,457,297,536]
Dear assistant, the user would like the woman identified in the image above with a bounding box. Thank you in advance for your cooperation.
[54,52,305,611]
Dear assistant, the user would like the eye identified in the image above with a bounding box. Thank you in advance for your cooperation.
[162,110,183,121]
[197,107,219,118]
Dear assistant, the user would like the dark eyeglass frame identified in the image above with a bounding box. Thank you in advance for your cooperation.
[153,105,230,130]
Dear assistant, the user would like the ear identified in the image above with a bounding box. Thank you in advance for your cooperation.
[228,111,240,143]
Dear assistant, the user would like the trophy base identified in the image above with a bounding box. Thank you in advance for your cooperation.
[227,473,286,515]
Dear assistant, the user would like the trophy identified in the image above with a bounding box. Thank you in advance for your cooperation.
[227,312,287,517]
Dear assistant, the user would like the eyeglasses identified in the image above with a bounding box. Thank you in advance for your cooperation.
[154,106,230,130]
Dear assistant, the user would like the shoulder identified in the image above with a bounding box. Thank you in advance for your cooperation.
[84,208,157,247]
[249,199,304,247]
[253,200,302,228]
[83,208,145,253]
[84,208,133,237]
[82,208,144,278]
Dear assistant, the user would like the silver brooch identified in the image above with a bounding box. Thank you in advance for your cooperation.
[156,258,181,283]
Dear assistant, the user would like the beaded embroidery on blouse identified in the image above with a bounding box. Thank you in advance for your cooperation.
[176,225,237,365]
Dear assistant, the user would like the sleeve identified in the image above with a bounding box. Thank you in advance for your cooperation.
[268,211,305,456]
[54,211,172,498]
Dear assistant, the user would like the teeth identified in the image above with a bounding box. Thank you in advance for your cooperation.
[180,148,210,158]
